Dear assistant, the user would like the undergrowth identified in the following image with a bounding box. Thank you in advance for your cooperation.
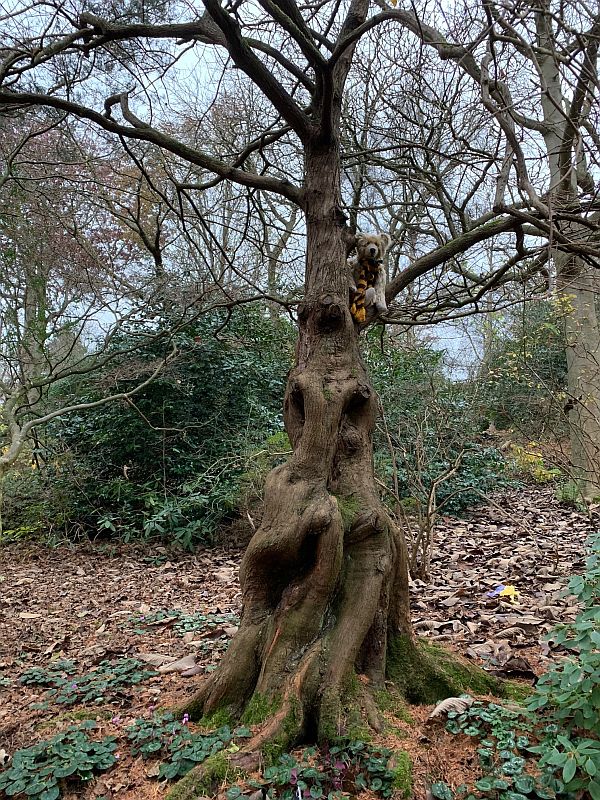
[0,722,116,800]
[434,533,600,800]
[2,538,596,800]
[125,608,239,636]
[226,739,411,800]
[126,713,251,779]
[19,658,158,707]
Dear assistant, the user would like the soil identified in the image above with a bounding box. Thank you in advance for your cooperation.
[0,486,594,800]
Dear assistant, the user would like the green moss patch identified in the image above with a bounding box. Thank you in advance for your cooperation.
[374,687,414,724]
[390,750,412,798]
[502,680,533,703]
[262,699,301,765]
[241,692,281,725]
[166,752,241,800]
[335,494,361,532]
[197,707,234,730]
[387,635,503,704]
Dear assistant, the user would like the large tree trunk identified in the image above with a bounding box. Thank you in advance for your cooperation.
[183,141,412,747]
[178,140,502,795]
[557,250,600,500]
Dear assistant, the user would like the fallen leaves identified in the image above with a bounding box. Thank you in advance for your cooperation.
[409,486,594,674]
[0,485,594,800]
[428,696,474,720]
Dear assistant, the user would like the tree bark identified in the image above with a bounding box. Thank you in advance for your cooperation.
[535,2,600,500]
[557,247,600,500]
[183,140,412,747]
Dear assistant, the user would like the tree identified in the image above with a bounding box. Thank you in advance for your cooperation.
[361,1,600,498]
[2,0,599,780]
[0,114,180,491]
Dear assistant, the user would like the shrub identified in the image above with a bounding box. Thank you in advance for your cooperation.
[437,534,600,800]
[482,299,568,433]
[527,533,600,733]
[1,310,294,547]
[366,334,512,518]
[508,443,561,485]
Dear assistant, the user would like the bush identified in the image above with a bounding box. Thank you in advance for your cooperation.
[437,534,600,800]
[366,334,512,517]
[527,533,600,733]
[482,300,568,434]
[1,310,294,547]
[508,442,561,485]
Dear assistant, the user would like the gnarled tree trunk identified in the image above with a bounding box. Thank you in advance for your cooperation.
[183,140,412,748]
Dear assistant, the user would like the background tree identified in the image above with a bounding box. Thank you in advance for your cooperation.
[0,113,185,496]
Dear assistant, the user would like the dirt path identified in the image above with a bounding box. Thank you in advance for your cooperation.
[0,486,594,799]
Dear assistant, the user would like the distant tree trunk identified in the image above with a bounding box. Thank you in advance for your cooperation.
[557,250,600,499]
[184,138,412,743]
[536,4,600,499]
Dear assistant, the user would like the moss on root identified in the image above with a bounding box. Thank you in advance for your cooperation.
[390,751,412,798]
[334,494,361,532]
[197,707,234,730]
[165,752,241,800]
[241,692,281,725]
[387,636,504,704]
[262,699,301,765]
[502,680,533,703]
[374,688,414,724]
[318,686,343,742]
[318,674,378,743]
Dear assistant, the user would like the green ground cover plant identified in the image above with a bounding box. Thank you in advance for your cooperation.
[19,658,158,707]
[125,609,239,636]
[126,713,251,780]
[0,722,117,800]
[226,738,411,800]
[432,534,600,800]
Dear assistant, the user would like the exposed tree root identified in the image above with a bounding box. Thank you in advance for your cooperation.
[387,635,505,704]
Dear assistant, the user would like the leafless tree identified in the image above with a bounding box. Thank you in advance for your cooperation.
[1,0,599,777]
[338,2,600,496]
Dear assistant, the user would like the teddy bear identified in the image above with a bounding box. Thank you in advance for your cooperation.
[348,232,391,323]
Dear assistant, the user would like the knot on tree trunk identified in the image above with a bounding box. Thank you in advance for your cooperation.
[347,509,385,543]
[339,424,362,452]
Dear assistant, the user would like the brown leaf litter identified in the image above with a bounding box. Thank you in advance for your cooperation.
[0,486,595,799]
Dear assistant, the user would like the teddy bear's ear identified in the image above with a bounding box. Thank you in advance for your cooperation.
[379,233,391,249]
[356,233,367,246]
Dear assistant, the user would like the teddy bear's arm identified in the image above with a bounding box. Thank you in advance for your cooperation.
[347,257,358,292]
[373,266,387,313]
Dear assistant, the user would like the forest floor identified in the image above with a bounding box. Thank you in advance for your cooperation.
[0,485,595,800]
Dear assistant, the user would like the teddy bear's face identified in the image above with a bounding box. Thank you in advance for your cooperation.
[356,233,391,261]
